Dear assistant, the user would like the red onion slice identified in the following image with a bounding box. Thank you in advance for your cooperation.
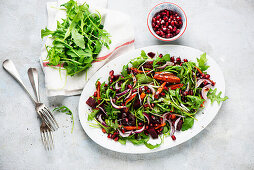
[98,106,108,116]
[147,85,156,100]
[116,89,130,96]
[167,119,175,136]
[115,82,121,90]
[143,112,150,125]
[156,61,174,69]
[118,129,133,137]
[147,97,153,110]
[110,97,127,109]
[131,72,137,87]
[174,117,182,130]
[162,112,171,123]
[201,84,212,100]
[125,89,132,100]
[196,79,212,88]
[134,125,145,134]
[98,114,108,127]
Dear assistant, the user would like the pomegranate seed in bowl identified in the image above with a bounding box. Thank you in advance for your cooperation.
[147,2,187,41]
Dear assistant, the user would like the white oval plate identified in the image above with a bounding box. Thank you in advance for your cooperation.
[78,45,225,154]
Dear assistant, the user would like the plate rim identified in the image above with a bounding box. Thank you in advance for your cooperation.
[78,45,226,154]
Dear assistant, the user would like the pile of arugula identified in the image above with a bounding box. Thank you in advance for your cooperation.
[41,0,111,76]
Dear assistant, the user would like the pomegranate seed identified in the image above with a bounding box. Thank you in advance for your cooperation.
[203,81,208,86]
[139,87,143,93]
[127,85,132,89]
[201,73,205,78]
[109,70,114,76]
[93,91,97,97]
[205,74,210,79]
[176,57,181,63]
[151,103,155,107]
[164,86,168,91]
[109,79,113,83]
[165,22,169,26]
[171,135,176,140]
[183,91,188,96]
[161,92,165,96]
[159,54,163,58]
[161,20,165,25]
[144,86,149,90]
[173,27,177,32]
[147,89,151,93]
[102,128,106,133]
[154,95,159,99]
[144,104,149,108]
[133,89,137,93]
[170,56,175,62]
[114,137,119,141]
[162,27,167,32]
[183,59,188,62]
[152,18,156,22]
[156,31,160,35]
[171,21,175,26]
[104,84,108,87]
[176,29,180,34]
[156,15,160,19]
[107,134,112,138]
[121,129,125,133]
[166,11,169,16]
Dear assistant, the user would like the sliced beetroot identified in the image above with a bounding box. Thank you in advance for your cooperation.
[86,97,97,108]
[176,119,183,131]
[148,128,158,139]
[147,52,155,58]
[143,61,154,69]
[133,99,141,109]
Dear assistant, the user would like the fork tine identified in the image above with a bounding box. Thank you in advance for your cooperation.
[44,107,59,128]
[41,107,59,130]
[47,130,54,150]
[41,131,48,150]
[40,111,55,131]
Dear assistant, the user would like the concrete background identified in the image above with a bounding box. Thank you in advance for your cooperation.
[0,0,254,169]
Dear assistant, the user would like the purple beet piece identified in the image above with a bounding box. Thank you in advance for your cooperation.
[143,61,154,69]
[86,97,97,108]
[148,128,158,139]
[147,52,155,58]
[176,119,183,131]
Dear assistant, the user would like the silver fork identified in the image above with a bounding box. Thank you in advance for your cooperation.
[28,68,54,150]
[2,59,59,131]
[40,121,54,150]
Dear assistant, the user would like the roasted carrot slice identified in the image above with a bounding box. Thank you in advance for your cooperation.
[153,73,180,83]
[169,84,183,90]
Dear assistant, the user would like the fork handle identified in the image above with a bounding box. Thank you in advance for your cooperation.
[28,68,40,102]
[2,59,36,103]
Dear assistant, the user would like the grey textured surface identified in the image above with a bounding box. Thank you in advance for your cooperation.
[0,0,254,169]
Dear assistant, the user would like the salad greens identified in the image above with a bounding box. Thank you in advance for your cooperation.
[41,0,111,76]
[86,50,228,149]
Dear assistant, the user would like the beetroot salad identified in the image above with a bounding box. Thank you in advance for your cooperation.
[86,51,228,149]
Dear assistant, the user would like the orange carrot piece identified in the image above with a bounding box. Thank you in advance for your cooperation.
[156,82,167,95]
[123,126,142,130]
[140,92,146,100]
[154,73,180,83]
[96,81,101,103]
[155,123,166,129]
[169,84,183,90]
[125,93,137,105]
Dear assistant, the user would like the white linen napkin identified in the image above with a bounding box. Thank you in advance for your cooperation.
[41,0,135,96]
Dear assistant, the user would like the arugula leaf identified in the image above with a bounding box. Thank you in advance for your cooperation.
[162,54,170,61]
[54,105,74,133]
[88,109,99,121]
[121,64,128,77]
[197,53,209,71]
[140,50,148,58]
[136,74,153,83]
[208,88,228,104]
[181,117,194,131]
[71,28,85,49]
[41,28,54,38]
